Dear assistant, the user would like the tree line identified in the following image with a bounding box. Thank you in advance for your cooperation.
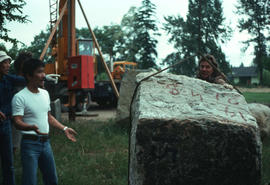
[1,0,270,84]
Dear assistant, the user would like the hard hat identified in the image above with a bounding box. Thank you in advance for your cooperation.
[0,51,12,63]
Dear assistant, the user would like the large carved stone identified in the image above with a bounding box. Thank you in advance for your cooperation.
[129,72,262,185]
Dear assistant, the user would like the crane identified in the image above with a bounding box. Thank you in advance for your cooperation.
[40,0,119,120]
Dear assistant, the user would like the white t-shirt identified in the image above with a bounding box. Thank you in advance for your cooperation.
[12,87,51,135]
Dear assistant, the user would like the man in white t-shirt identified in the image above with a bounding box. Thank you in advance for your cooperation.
[12,58,77,185]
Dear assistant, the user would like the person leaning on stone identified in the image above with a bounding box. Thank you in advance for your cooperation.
[197,54,233,89]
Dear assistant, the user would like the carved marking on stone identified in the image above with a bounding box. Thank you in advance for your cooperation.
[156,80,167,85]
[228,98,240,105]
[191,90,203,101]
[239,112,247,121]
[225,106,236,117]
[225,106,228,115]
[166,83,180,95]
[225,106,247,121]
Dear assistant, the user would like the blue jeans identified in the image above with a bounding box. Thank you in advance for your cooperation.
[21,136,58,185]
[0,119,15,185]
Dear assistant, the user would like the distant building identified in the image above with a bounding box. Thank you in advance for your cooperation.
[231,66,259,85]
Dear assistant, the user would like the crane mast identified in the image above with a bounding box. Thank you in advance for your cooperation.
[43,0,120,121]
[49,0,58,49]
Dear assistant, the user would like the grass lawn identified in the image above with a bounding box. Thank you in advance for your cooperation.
[243,92,270,104]
[14,119,129,185]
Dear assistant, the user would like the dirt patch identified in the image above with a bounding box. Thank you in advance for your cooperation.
[62,105,116,122]
[238,87,270,93]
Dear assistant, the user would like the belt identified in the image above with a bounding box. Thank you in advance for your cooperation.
[22,134,49,142]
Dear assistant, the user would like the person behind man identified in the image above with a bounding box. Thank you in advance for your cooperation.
[12,58,77,185]
[197,54,233,89]
[0,50,25,185]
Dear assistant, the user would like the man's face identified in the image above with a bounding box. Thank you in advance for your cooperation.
[199,61,213,79]
[27,67,46,88]
[0,59,11,75]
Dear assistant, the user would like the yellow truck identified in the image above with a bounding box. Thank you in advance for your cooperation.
[111,61,138,80]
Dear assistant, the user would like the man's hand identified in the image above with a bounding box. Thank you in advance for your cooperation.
[223,83,234,90]
[45,74,61,84]
[30,125,48,135]
[0,111,6,122]
[64,127,77,142]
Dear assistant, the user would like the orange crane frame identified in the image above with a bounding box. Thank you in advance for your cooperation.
[39,0,119,120]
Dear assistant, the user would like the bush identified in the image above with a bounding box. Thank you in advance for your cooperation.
[263,69,270,86]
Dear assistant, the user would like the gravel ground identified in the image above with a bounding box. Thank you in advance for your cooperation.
[62,104,116,122]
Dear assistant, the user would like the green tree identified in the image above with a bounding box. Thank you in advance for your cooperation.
[236,0,269,85]
[263,56,270,72]
[0,43,8,52]
[0,0,29,44]
[163,0,231,76]
[27,29,51,62]
[94,25,124,62]
[77,25,124,62]
[119,6,140,62]
[133,0,159,69]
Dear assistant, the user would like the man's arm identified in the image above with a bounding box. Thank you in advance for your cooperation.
[48,112,77,142]
[13,115,46,135]
[0,111,6,121]
[7,74,26,86]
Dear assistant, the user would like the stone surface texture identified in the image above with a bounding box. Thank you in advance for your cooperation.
[248,103,270,142]
[116,69,155,125]
[129,72,262,185]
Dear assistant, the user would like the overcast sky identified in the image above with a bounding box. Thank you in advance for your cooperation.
[2,0,253,67]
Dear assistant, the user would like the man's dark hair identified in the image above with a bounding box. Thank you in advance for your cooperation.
[14,51,32,74]
[22,58,45,81]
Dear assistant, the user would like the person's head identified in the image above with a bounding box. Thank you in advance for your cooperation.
[198,54,218,80]
[14,51,32,75]
[0,51,12,76]
[22,58,45,87]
